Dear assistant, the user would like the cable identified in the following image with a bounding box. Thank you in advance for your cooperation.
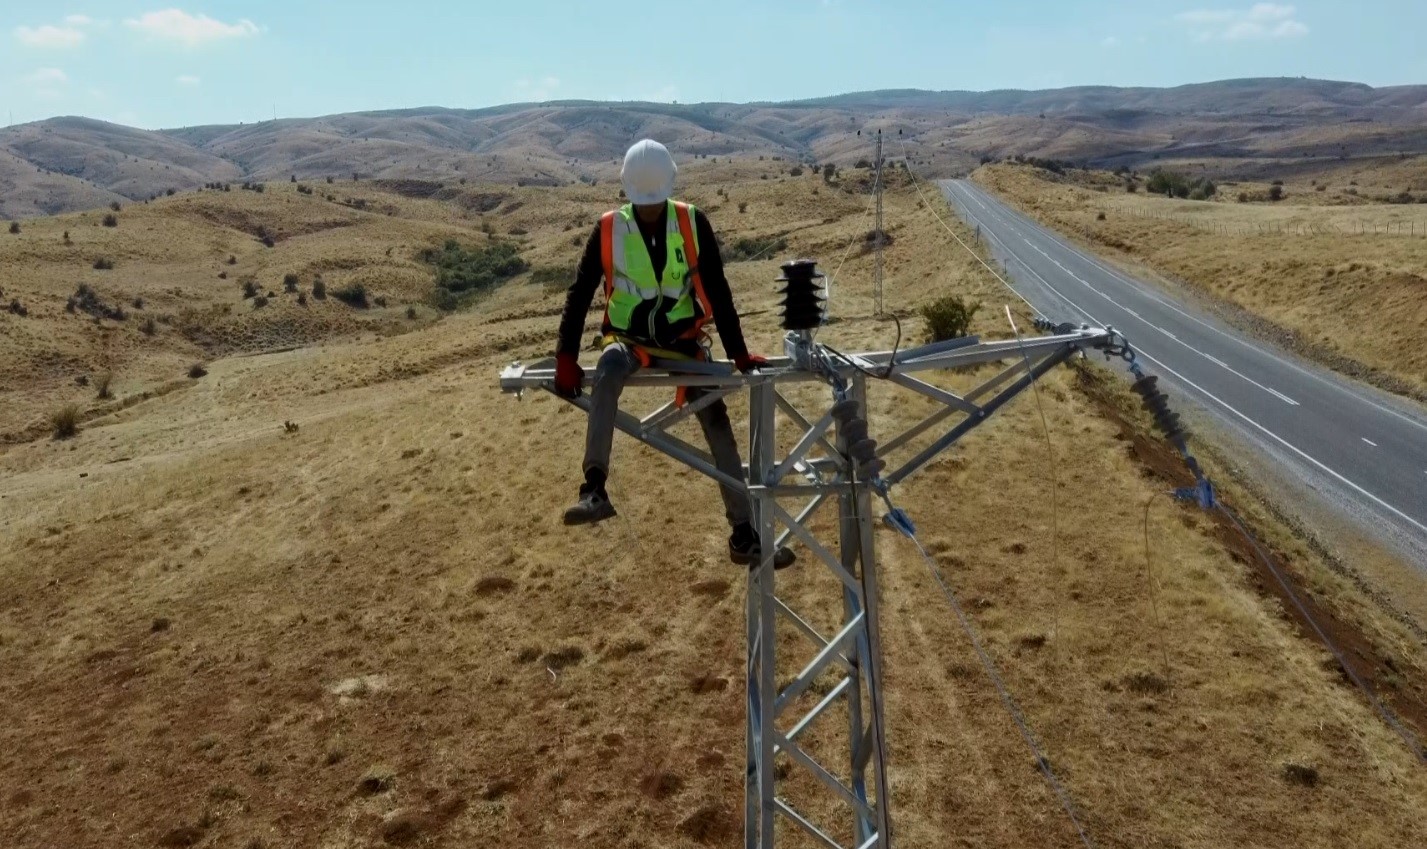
[1006,307,1063,649]
[897,530,1098,849]
[897,139,1047,321]
[1141,491,1173,680]
[1218,503,1427,764]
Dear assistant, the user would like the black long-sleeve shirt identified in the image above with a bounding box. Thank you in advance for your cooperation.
[556,206,749,361]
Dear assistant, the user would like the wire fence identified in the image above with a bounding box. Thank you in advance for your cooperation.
[1103,205,1427,238]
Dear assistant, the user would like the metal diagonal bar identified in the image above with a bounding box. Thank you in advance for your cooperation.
[775,492,829,552]
[887,372,980,414]
[774,732,876,823]
[890,334,982,364]
[775,611,866,714]
[880,405,959,456]
[772,598,852,674]
[855,833,883,849]
[884,342,1077,485]
[787,676,853,743]
[774,800,849,849]
[768,499,864,600]
[639,387,736,435]
[775,391,841,459]
[771,411,839,483]
[569,396,746,493]
[967,358,1031,402]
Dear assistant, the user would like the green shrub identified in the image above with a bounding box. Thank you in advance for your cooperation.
[95,371,113,400]
[109,202,122,212]
[312,279,327,299]
[93,257,114,270]
[188,363,208,379]
[283,273,300,292]
[530,267,568,289]
[7,222,18,234]
[920,295,980,342]
[241,279,259,299]
[1146,170,1215,199]
[1268,185,1284,201]
[102,214,118,227]
[332,284,369,308]
[418,240,528,303]
[724,235,787,262]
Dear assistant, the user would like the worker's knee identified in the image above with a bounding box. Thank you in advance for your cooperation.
[593,344,638,387]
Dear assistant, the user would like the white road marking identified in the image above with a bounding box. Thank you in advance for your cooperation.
[954,207,1427,538]
[1017,240,1301,406]
[951,180,1427,436]
[1363,438,1378,447]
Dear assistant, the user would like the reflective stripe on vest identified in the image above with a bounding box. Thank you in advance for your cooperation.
[599,200,709,340]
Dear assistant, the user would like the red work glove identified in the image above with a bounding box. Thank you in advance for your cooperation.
[554,353,585,398]
[734,353,769,374]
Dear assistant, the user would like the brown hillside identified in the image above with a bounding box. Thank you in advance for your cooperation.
[2,165,1427,848]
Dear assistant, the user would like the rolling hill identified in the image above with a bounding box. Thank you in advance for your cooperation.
[3,77,1427,219]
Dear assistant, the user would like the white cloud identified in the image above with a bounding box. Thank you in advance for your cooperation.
[15,24,86,47]
[124,9,260,47]
[176,74,201,86]
[514,76,560,101]
[1175,3,1308,40]
[1101,35,1120,47]
[64,14,94,26]
[25,67,68,84]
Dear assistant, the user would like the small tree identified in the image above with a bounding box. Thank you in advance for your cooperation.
[822,163,837,183]
[312,279,327,299]
[283,273,300,293]
[920,296,980,342]
[1268,185,1284,201]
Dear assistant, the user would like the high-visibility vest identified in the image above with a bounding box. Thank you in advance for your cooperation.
[599,200,712,345]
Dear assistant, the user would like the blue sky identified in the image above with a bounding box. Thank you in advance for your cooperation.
[4,2,1425,129]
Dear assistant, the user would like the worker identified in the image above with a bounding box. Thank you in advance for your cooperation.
[554,139,795,569]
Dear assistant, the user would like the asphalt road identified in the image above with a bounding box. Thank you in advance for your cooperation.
[939,179,1427,568]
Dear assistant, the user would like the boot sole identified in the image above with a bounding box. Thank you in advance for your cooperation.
[730,549,797,570]
[563,505,617,526]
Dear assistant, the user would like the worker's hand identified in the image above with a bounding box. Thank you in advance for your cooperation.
[734,353,769,374]
[554,353,585,398]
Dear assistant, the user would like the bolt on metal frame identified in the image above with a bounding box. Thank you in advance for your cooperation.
[499,325,1112,848]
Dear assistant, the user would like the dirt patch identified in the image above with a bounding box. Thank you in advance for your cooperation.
[1075,364,1427,751]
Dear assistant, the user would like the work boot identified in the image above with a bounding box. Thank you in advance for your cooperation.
[563,469,616,526]
[729,522,796,569]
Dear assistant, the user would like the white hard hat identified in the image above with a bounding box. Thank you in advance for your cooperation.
[621,139,676,205]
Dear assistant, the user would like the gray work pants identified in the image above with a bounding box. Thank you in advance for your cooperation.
[583,342,752,528]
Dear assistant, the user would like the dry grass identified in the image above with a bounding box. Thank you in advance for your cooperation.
[975,163,1427,396]
[1,166,1425,848]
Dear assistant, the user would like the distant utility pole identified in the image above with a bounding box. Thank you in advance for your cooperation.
[873,130,885,315]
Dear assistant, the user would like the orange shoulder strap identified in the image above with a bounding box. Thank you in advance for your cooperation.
[673,203,713,336]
